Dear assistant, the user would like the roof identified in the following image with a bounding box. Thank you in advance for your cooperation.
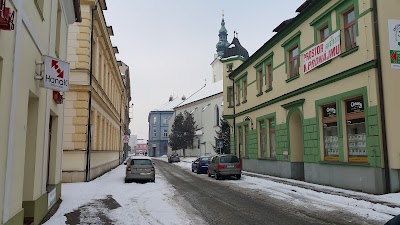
[222,37,249,60]
[273,18,295,33]
[152,97,184,111]
[176,80,223,108]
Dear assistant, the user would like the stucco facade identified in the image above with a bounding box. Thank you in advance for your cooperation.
[0,0,80,224]
[62,0,127,183]
[223,0,400,194]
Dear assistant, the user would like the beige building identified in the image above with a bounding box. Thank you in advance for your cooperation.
[0,0,81,225]
[62,0,127,183]
[223,0,400,194]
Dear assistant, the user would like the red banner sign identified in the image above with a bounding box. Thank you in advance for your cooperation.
[0,0,15,31]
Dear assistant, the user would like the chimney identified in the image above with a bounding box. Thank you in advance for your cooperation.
[181,95,186,100]
[169,95,174,102]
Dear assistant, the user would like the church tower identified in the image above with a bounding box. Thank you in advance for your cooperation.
[216,12,230,58]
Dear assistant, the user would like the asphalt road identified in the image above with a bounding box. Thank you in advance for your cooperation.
[155,159,382,225]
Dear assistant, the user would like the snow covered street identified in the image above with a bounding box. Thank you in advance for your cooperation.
[43,156,400,224]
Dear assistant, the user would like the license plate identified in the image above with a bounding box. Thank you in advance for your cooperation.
[136,168,146,171]
[227,165,234,168]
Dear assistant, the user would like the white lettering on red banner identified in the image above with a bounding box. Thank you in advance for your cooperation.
[302,30,341,74]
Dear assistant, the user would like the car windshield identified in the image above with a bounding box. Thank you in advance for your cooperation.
[171,153,178,156]
[130,159,152,165]
[219,155,239,163]
[201,157,210,162]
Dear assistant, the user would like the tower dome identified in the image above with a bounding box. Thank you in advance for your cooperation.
[222,32,249,60]
[216,13,230,57]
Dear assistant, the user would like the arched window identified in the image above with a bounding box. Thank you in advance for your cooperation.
[215,105,220,126]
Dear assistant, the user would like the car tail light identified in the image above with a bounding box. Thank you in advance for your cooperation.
[151,167,155,171]
[126,167,131,172]
[217,164,226,170]
[235,164,241,169]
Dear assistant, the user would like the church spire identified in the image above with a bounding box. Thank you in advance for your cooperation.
[216,10,230,57]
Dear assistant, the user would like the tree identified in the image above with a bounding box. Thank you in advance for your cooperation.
[213,118,230,154]
[169,113,184,151]
[168,111,197,157]
[181,111,197,157]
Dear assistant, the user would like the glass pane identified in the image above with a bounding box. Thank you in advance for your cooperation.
[345,28,353,49]
[347,119,367,161]
[270,131,276,158]
[346,10,355,24]
[323,123,339,160]
[291,47,299,57]
[260,132,266,158]
[322,27,329,40]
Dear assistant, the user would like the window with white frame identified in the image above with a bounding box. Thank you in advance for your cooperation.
[153,116,157,124]
[163,129,168,137]
[153,129,156,137]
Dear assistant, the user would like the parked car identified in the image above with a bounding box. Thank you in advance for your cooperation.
[125,156,155,183]
[191,157,211,174]
[207,154,241,180]
[168,153,180,163]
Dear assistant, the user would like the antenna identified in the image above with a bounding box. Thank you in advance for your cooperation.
[222,9,224,19]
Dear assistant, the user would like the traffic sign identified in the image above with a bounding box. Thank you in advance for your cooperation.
[122,135,130,143]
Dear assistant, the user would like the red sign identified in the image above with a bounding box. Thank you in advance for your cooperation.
[0,0,15,31]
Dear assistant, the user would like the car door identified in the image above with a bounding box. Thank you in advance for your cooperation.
[192,158,200,171]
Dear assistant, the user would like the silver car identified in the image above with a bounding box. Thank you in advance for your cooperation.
[208,154,241,180]
[125,156,155,183]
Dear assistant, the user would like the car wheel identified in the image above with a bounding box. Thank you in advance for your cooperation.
[215,172,220,180]
[207,171,211,177]
[236,174,241,180]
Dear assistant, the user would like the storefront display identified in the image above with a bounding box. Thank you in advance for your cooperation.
[346,97,367,163]
[322,104,339,161]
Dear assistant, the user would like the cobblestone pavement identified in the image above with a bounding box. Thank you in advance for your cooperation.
[63,195,121,225]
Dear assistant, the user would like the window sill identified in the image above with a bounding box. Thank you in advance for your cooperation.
[265,87,273,93]
[258,157,277,161]
[318,160,370,167]
[285,75,300,83]
[256,92,263,97]
[340,46,359,58]
[242,100,247,104]
[316,60,331,68]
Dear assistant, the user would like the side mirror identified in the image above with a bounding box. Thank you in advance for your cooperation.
[124,162,127,165]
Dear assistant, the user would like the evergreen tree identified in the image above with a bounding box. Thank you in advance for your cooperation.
[168,113,184,151]
[213,118,230,154]
[181,111,197,157]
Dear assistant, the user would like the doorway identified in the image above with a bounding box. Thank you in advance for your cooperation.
[288,109,304,180]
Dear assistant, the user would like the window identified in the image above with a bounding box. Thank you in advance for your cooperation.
[227,63,233,72]
[238,126,243,158]
[259,120,266,158]
[163,117,168,124]
[343,8,356,51]
[267,64,273,89]
[244,125,249,157]
[257,69,263,94]
[243,80,247,102]
[269,119,276,158]
[153,116,156,124]
[228,87,234,107]
[319,25,330,42]
[322,104,339,161]
[236,83,240,104]
[289,45,299,78]
[153,129,156,137]
[215,106,219,126]
[345,97,367,163]
[163,129,168,137]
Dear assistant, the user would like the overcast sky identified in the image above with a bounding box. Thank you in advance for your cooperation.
[104,0,304,140]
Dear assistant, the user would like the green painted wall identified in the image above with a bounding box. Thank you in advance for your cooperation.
[276,123,289,161]
[246,130,258,159]
[303,118,321,163]
[3,209,24,225]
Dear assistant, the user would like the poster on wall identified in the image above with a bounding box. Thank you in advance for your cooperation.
[388,19,400,69]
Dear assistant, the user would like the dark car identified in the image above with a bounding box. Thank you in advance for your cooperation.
[208,154,241,180]
[191,157,211,174]
[168,153,180,163]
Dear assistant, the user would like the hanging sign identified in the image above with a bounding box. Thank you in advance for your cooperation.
[302,30,341,74]
[42,56,70,92]
[0,0,15,30]
[388,19,400,69]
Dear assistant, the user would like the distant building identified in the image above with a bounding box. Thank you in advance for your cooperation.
[119,61,132,160]
[148,96,184,156]
[134,143,149,155]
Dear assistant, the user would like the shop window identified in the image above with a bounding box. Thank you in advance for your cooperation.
[257,69,263,94]
[322,104,339,161]
[259,121,266,158]
[227,86,234,107]
[345,97,367,163]
[267,64,273,89]
[288,45,299,78]
[242,80,247,102]
[269,119,276,158]
[319,25,330,42]
[343,8,357,51]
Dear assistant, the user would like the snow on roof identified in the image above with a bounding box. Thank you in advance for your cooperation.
[176,80,223,108]
[152,97,184,111]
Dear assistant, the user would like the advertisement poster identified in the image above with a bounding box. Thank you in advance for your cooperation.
[388,19,400,69]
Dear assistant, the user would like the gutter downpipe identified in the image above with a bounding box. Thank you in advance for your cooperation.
[85,3,97,182]
[372,0,390,193]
